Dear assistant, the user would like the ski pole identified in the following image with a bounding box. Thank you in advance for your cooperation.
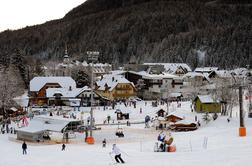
[120,150,130,157]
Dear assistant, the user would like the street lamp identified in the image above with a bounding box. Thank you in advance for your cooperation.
[86,51,99,144]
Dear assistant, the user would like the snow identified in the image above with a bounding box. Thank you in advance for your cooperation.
[46,86,91,98]
[30,77,76,92]
[194,67,219,73]
[1,100,252,166]
[144,63,192,74]
[129,70,178,79]
[17,115,80,133]
[197,95,216,103]
[96,75,134,91]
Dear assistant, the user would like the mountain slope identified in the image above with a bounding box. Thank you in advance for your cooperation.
[0,0,251,69]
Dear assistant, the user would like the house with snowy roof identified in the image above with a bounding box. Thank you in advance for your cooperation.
[144,63,192,76]
[46,86,102,107]
[182,72,211,87]
[95,75,136,101]
[124,70,178,99]
[194,95,221,113]
[29,77,76,106]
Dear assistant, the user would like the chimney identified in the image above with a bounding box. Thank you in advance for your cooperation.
[69,86,72,91]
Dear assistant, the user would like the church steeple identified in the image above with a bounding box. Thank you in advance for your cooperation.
[63,44,69,63]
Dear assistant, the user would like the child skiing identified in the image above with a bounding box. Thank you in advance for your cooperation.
[110,144,125,164]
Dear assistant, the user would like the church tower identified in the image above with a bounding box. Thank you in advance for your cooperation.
[63,44,69,64]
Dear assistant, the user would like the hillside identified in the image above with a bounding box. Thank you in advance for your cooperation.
[0,0,251,70]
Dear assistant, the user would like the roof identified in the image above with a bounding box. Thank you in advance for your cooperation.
[30,77,76,92]
[182,72,211,82]
[169,93,182,98]
[175,119,196,125]
[46,86,91,98]
[196,95,217,103]
[144,63,192,74]
[17,115,80,133]
[129,70,178,79]
[166,113,183,120]
[194,67,218,73]
[96,75,134,91]
[231,68,249,77]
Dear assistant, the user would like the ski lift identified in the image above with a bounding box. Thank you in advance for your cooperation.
[115,122,124,137]
[115,128,124,138]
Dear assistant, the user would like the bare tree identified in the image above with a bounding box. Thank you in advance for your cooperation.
[0,65,25,117]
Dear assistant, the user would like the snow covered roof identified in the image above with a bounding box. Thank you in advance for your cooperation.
[194,67,218,73]
[169,93,183,98]
[183,72,206,78]
[144,63,192,74]
[96,75,134,91]
[109,70,126,76]
[46,86,91,98]
[175,119,196,125]
[167,112,184,119]
[129,70,178,79]
[196,95,217,103]
[231,68,249,77]
[30,77,76,92]
[214,70,232,78]
[17,115,80,133]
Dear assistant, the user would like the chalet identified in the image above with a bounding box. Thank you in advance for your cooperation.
[95,75,136,101]
[124,71,177,99]
[170,120,197,131]
[194,95,221,113]
[46,86,102,107]
[144,63,192,76]
[29,77,76,107]
[166,113,183,123]
[182,72,211,87]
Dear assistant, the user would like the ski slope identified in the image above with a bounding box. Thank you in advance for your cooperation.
[1,101,252,166]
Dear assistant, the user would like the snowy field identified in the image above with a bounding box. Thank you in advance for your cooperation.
[1,101,252,166]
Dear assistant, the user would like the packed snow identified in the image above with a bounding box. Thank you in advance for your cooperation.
[1,100,252,166]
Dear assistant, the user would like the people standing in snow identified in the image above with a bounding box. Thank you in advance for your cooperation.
[110,144,125,163]
[62,144,66,151]
[22,141,27,155]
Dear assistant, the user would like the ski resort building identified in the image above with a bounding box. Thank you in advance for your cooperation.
[194,95,221,113]
[29,77,76,107]
[95,75,136,101]
[16,116,82,142]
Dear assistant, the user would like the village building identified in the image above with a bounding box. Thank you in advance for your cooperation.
[194,95,221,113]
[194,67,219,74]
[16,115,82,142]
[124,70,177,99]
[29,77,76,107]
[95,75,136,101]
[144,63,192,76]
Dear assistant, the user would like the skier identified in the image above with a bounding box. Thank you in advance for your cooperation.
[110,144,125,164]
[22,141,27,155]
[102,139,106,148]
[62,144,66,151]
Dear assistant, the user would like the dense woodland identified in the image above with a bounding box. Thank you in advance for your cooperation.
[0,0,251,86]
